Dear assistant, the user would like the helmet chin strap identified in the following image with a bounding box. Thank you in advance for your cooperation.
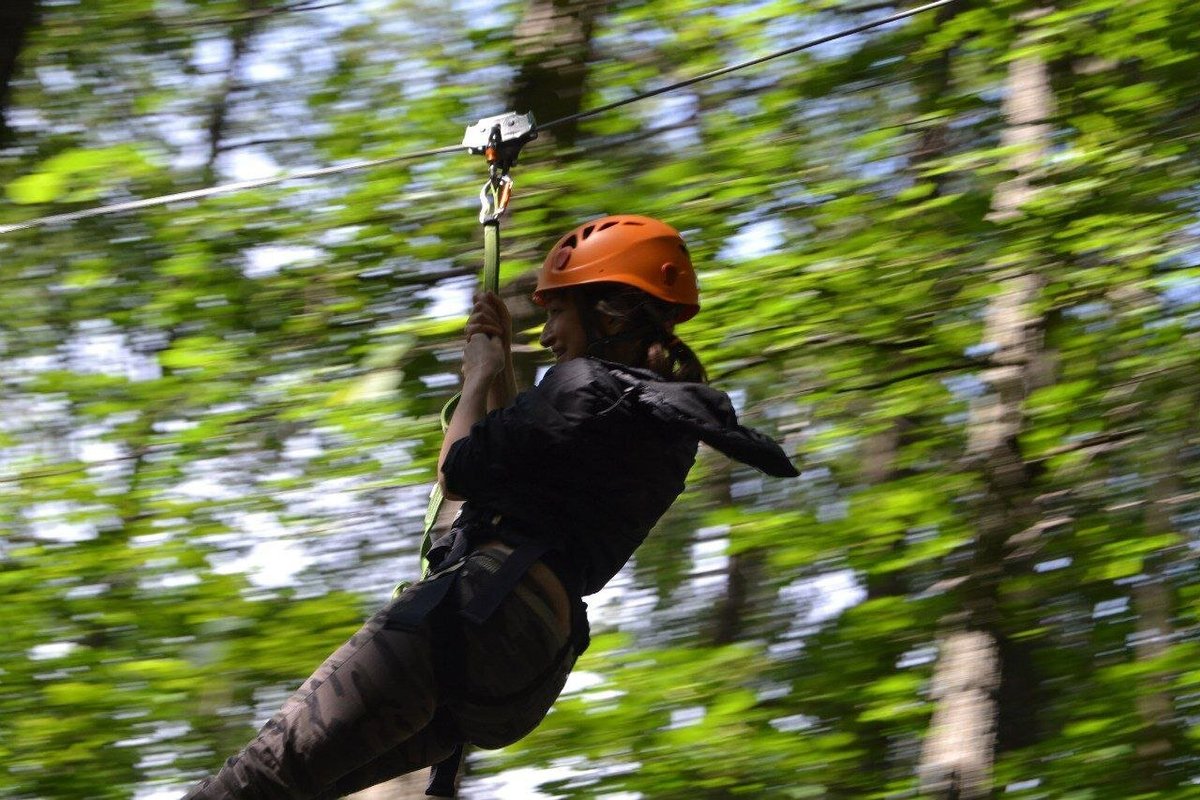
[583,319,674,364]
[578,298,637,358]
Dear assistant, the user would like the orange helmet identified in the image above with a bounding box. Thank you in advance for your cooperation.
[533,215,700,322]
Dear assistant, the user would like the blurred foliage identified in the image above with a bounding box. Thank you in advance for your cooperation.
[2,0,1200,798]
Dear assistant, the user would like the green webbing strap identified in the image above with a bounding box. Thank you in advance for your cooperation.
[419,220,501,578]
[482,219,500,288]
[417,395,458,578]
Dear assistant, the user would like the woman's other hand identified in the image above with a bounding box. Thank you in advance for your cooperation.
[440,330,505,499]
[465,292,512,354]
[461,332,506,382]
[464,291,517,410]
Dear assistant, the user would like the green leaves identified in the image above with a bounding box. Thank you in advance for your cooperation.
[7,169,67,204]
[6,145,159,205]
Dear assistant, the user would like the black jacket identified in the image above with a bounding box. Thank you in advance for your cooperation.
[441,358,798,596]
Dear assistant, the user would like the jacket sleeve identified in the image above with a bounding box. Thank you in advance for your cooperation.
[440,360,627,501]
[633,381,800,478]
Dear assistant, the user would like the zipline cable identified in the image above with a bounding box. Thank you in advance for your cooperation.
[0,145,463,235]
[538,0,954,132]
[0,0,953,237]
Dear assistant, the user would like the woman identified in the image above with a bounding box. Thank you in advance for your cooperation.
[185,215,797,799]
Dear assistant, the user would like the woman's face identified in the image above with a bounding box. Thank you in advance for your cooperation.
[539,292,590,364]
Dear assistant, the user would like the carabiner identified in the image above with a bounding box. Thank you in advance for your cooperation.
[479,173,513,224]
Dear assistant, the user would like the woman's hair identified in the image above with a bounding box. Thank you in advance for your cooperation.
[572,284,708,383]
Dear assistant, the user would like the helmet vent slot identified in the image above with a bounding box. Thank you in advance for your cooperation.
[562,234,578,249]
[598,220,619,232]
[582,224,596,239]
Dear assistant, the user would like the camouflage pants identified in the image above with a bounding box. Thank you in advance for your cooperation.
[184,550,575,800]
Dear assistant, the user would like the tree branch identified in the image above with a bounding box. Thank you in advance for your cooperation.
[0,0,38,146]
[213,136,295,154]
[0,452,145,485]
[837,359,984,393]
[1029,427,1144,465]
[149,1,344,30]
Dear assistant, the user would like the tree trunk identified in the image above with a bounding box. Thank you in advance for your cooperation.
[0,0,38,146]
[712,546,764,646]
[919,21,1055,798]
[202,0,269,182]
[920,630,1001,799]
[1131,437,1184,787]
[858,419,912,781]
[506,0,605,147]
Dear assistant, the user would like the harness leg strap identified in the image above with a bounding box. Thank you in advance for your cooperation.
[459,540,551,626]
[426,744,464,797]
